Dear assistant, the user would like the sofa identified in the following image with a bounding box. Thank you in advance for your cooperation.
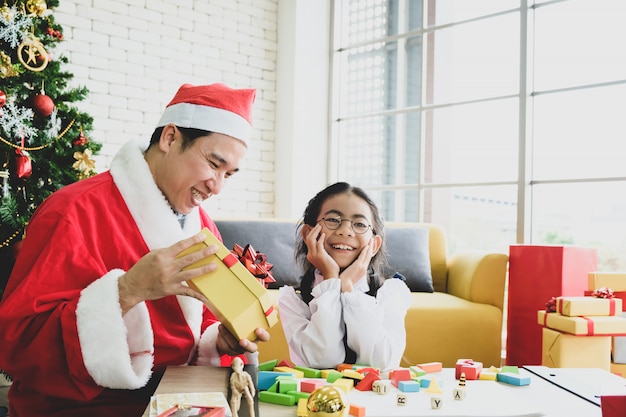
[214,219,509,369]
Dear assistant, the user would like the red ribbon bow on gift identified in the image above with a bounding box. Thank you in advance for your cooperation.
[545,296,557,313]
[592,287,614,299]
[231,243,276,288]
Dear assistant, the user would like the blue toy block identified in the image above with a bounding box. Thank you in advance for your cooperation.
[398,380,420,392]
[497,372,531,386]
[258,371,294,391]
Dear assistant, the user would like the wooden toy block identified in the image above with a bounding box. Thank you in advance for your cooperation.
[349,403,366,416]
[337,363,354,372]
[355,372,380,391]
[355,366,379,376]
[333,377,354,393]
[453,388,466,400]
[479,371,498,381]
[320,369,338,378]
[418,361,443,373]
[258,359,278,371]
[424,377,444,394]
[277,378,298,393]
[501,365,519,374]
[488,365,501,373]
[397,393,407,406]
[409,365,426,377]
[259,390,297,406]
[419,377,444,389]
[390,368,411,387]
[286,390,310,401]
[430,397,443,409]
[455,359,483,379]
[294,365,321,378]
[398,380,420,392]
[274,366,304,378]
[459,361,482,380]
[458,373,466,388]
[341,369,364,381]
[277,358,295,368]
[297,398,309,417]
[300,379,326,393]
[372,380,389,395]
[497,372,531,386]
[178,228,278,341]
[325,370,343,383]
[258,371,287,391]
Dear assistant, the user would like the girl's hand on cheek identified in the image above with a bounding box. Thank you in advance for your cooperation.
[340,238,375,285]
[304,224,339,279]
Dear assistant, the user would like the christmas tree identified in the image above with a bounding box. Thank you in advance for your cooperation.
[0,0,101,298]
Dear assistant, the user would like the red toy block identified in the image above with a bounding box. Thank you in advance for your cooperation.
[455,359,482,380]
[355,371,380,391]
[349,404,366,416]
[300,378,326,393]
[417,362,443,373]
[357,367,380,377]
[390,368,411,388]
[277,358,295,368]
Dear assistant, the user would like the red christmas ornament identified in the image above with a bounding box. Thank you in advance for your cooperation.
[73,131,89,146]
[32,93,54,117]
[0,90,6,107]
[15,148,32,179]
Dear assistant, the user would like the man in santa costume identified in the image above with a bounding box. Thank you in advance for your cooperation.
[0,83,269,416]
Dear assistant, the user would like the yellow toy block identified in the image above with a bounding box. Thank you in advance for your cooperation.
[478,371,498,380]
[274,366,305,378]
[297,398,309,416]
[332,377,354,393]
[178,228,278,341]
[341,369,364,380]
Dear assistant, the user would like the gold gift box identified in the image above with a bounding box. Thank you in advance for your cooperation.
[588,272,626,292]
[556,296,622,317]
[542,327,610,370]
[538,310,626,336]
[178,228,278,341]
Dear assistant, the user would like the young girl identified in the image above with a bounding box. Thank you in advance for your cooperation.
[277,182,411,372]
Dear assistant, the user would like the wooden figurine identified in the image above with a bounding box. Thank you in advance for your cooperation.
[229,357,255,417]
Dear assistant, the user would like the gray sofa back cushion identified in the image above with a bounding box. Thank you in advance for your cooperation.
[214,220,433,292]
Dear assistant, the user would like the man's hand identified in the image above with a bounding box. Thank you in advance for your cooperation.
[216,324,270,356]
[118,232,219,314]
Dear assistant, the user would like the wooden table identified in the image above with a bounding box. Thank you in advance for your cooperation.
[144,365,626,417]
[142,366,291,417]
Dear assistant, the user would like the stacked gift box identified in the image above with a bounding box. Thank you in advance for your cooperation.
[587,272,626,370]
[537,295,626,371]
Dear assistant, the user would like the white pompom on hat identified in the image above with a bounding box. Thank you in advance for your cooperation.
[156,83,256,144]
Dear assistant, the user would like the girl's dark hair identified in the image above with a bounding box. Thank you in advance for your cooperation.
[149,126,212,150]
[296,182,388,303]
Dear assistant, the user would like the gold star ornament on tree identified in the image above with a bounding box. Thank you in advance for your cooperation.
[72,149,96,179]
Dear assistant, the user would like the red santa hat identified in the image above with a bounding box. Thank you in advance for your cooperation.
[156,83,256,144]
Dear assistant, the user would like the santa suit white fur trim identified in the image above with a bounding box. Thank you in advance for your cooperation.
[77,270,153,389]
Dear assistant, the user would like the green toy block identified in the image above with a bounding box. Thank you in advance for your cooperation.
[501,365,519,374]
[287,390,311,401]
[277,378,298,393]
[294,365,322,378]
[259,359,278,371]
[259,391,297,406]
[326,370,343,383]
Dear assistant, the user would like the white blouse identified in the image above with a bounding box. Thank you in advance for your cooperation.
[277,270,411,372]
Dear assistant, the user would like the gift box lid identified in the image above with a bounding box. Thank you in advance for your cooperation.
[556,296,622,317]
[538,310,626,336]
[178,228,279,341]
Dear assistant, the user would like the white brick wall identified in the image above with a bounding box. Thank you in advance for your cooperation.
[54,0,278,217]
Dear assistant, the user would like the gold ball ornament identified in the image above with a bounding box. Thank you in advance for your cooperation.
[25,0,47,16]
[306,386,348,417]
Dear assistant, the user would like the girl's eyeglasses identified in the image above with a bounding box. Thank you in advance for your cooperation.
[318,216,372,234]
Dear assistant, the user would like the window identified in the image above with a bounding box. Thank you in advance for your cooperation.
[331,0,626,270]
